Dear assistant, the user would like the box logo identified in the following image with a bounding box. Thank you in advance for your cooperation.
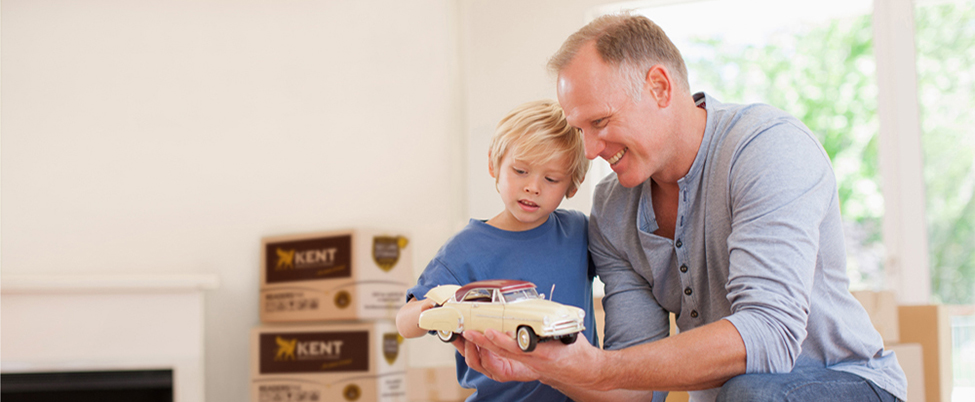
[275,336,298,360]
[266,235,352,283]
[344,384,361,401]
[383,333,402,365]
[373,236,408,272]
[275,248,296,270]
[260,331,369,374]
[334,290,352,309]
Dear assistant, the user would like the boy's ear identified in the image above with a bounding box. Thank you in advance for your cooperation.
[487,151,496,178]
[565,186,578,199]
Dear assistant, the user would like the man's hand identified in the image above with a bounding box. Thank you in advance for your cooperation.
[461,329,610,391]
[457,330,541,383]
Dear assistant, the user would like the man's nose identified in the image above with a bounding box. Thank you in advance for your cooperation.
[583,131,604,160]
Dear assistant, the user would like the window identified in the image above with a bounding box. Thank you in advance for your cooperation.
[594,0,886,289]
[916,0,975,306]
[916,1,975,395]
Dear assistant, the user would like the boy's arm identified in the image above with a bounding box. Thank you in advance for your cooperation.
[395,297,438,338]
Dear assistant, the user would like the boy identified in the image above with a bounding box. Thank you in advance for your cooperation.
[395,99,596,401]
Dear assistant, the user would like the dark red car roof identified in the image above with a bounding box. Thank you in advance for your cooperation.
[455,279,535,301]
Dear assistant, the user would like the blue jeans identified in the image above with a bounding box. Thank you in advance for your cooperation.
[716,366,900,402]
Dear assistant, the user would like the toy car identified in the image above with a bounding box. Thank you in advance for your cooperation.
[417,279,585,352]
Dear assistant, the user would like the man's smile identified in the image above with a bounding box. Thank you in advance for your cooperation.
[607,147,627,165]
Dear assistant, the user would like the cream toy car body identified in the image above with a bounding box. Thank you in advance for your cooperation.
[417,279,585,352]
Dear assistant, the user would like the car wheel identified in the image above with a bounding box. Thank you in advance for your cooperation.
[437,329,458,343]
[559,332,578,345]
[516,326,538,352]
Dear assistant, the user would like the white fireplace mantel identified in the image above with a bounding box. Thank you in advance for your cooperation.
[1,274,219,402]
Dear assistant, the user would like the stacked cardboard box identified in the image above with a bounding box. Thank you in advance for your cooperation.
[852,290,945,402]
[251,229,413,402]
[899,305,953,402]
[407,365,474,402]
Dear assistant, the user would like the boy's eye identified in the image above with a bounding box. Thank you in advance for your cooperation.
[513,167,527,174]
[546,177,560,183]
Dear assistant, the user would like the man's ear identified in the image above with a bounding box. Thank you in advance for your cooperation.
[645,65,672,108]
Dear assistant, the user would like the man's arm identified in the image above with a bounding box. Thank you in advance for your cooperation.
[587,201,671,351]
[722,120,835,373]
[461,329,655,401]
[463,318,745,400]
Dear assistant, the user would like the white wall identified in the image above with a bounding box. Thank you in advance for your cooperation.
[1,1,465,401]
[2,0,634,399]
[459,0,622,220]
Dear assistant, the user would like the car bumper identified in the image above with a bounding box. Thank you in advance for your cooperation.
[540,319,585,337]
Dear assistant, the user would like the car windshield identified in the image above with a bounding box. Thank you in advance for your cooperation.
[502,288,541,303]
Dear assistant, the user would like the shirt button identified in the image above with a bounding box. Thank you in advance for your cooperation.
[684,287,692,296]
[676,239,683,248]
[680,264,688,273]
[690,310,699,318]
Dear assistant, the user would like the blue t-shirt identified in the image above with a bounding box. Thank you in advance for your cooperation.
[407,209,597,402]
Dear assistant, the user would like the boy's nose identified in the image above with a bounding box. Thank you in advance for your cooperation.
[524,181,540,194]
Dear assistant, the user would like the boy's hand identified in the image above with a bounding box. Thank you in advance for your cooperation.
[418,297,438,311]
[395,297,442,338]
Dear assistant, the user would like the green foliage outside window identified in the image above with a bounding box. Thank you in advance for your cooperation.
[684,2,974,304]
[915,2,975,305]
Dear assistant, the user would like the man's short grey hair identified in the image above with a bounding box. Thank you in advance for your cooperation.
[548,13,690,100]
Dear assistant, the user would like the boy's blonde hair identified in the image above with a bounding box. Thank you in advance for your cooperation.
[489,100,589,198]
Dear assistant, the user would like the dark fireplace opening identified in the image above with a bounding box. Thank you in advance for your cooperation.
[1,369,173,402]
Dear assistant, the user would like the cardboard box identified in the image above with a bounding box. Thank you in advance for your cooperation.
[852,290,900,343]
[594,296,605,348]
[899,305,953,402]
[406,366,474,402]
[886,343,926,402]
[261,229,412,322]
[251,321,406,402]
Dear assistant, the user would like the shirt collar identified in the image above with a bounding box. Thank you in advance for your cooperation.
[677,92,715,190]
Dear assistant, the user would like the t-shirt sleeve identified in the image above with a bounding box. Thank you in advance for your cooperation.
[405,257,463,302]
[722,121,837,374]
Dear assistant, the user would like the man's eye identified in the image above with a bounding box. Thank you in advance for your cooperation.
[592,118,606,128]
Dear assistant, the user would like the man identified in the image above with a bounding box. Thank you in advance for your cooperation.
[459,13,907,402]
